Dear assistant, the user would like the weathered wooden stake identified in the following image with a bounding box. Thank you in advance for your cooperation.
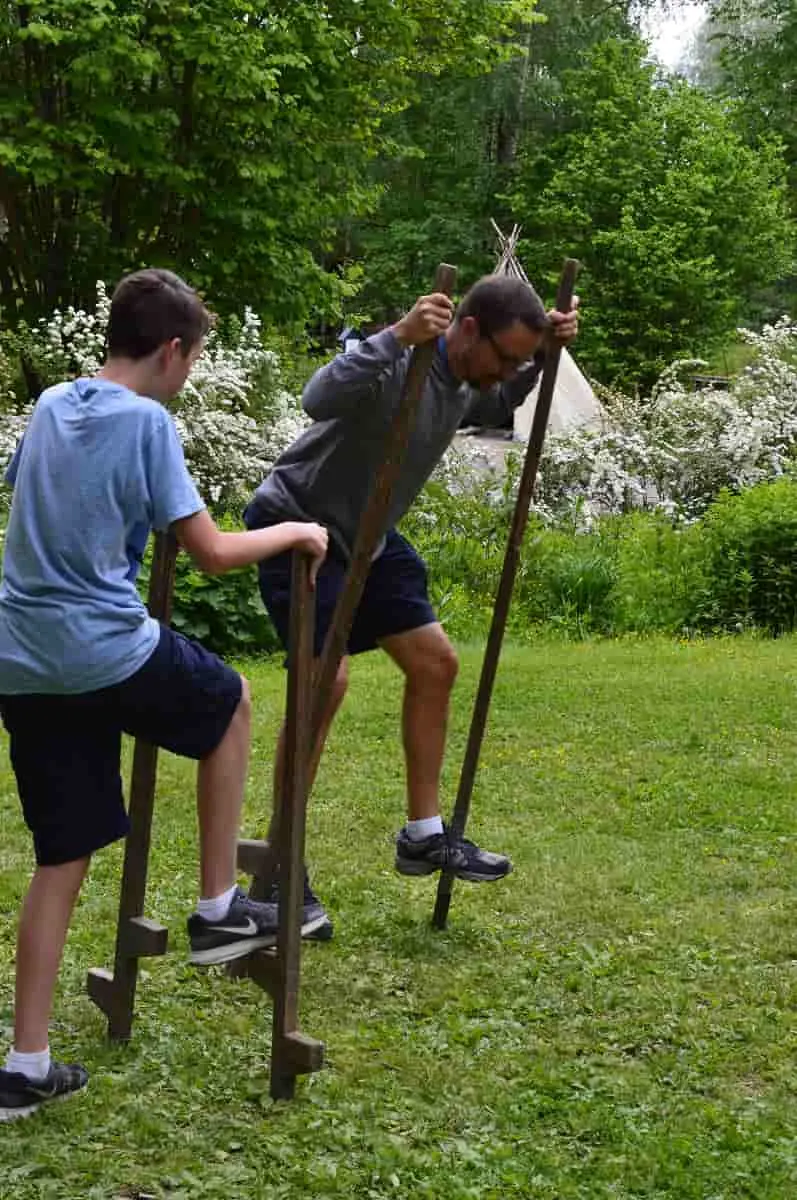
[86,531,177,1039]
[245,551,325,1099]
[310,262,458,744]
[432,258,580,931]
[240,262,458,902]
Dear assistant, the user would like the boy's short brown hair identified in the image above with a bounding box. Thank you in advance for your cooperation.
[107,269,211,359]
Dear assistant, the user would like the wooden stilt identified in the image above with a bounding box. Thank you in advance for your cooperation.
[240,262,457,900]
[238,552,325,1098]
[432,259,580,931]
[87,531,177,1039]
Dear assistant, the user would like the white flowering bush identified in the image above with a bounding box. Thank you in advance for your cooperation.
[537,317,797,526]
[0,283,310,514]
[24,281,112,380]
[173,307,309,510]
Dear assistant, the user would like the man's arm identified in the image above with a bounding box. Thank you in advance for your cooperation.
[303,292,454,421]
[302,331,406,421]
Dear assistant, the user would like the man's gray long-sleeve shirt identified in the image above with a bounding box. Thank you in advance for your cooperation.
[247,329,543,559]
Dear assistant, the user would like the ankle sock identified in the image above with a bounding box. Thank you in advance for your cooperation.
[6,1046,51,1082]
[406,816,444,842]
[196,883,238,923]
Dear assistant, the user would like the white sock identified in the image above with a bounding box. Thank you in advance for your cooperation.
[406,816,444,842]
[6,1046,51,1082]
[196,883,238,922]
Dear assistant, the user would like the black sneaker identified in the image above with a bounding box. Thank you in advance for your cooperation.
[262,867,334,942]
[0,1062,88,1122]
[187,887,279,965]
[395,826,512,883]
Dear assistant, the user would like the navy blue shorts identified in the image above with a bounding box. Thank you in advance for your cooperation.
[0,625,242,867]
[256,528,437,658]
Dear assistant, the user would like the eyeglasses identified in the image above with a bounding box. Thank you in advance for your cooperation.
[482,330,529,372]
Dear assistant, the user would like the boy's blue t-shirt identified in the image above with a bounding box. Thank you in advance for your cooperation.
[0,377,203,694]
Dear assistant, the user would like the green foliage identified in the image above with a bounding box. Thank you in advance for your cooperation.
[352,2,650,317]
[698,477,797,634]
[352,7,795,389]
[404,479,709,641]
[505,37,795,387]
[0,0,535,327]
[138,518,280,659]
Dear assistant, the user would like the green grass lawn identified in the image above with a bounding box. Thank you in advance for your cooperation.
[3,637,797,1198]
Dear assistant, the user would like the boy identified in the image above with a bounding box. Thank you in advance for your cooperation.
[0,269,327,1121]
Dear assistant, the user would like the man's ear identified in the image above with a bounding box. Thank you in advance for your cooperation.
[459,315,479,341]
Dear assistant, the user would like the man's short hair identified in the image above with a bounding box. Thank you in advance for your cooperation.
[455,274,548,337]
[107,269,211,359]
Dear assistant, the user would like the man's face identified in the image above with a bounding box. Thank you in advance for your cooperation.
[460,317,543,389]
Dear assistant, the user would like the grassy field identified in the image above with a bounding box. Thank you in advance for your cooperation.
[2,636,797,1198]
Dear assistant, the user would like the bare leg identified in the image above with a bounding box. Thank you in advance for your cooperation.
[196,678,252,898]
[13,857,90,1052]
[379,623,458,821]
[267,658,349,844]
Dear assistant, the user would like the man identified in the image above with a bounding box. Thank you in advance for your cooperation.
[245,274,579,936]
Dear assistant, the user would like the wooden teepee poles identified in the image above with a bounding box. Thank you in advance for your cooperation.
[433,257,580,931]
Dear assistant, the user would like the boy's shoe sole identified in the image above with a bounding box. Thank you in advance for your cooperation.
[0,1086,85,1122]
[302,912,334,941]
[189,932,277,966]
[260,871,334,942]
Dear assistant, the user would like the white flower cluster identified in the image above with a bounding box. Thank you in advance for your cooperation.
[36,281,111,377]
[6,287,797,530]
[0,286,310,514]
[536,318,797,526]
[176,307,309,509]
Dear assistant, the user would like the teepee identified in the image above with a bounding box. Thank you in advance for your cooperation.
[492,221,604,440]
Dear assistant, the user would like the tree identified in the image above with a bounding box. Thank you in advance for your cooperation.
[348,1,672,317]
[504,37,794,386]
[705,0,797,172]
[0,0,535,325]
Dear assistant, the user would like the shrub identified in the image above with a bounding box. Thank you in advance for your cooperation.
[0,284,310,517]
[698,478,797,635]
[137,517,280,659]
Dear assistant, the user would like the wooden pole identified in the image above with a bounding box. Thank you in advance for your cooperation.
[86,531,177,1038]
[310,263,458,746]
[269,550,324,1099]
[432,259,580,931]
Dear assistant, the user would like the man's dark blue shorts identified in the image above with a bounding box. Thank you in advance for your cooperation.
[0,625,242,867]
[256,528,437,658]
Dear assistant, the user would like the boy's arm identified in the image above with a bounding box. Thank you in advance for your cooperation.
[5,436,24,486]
[173,510,328,580]
[146,412,327,579]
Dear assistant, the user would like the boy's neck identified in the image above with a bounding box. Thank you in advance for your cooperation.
[97,357,163,401]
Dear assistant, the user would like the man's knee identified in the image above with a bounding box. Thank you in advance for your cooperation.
[236,675,252,722]
[412,639,459,692]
